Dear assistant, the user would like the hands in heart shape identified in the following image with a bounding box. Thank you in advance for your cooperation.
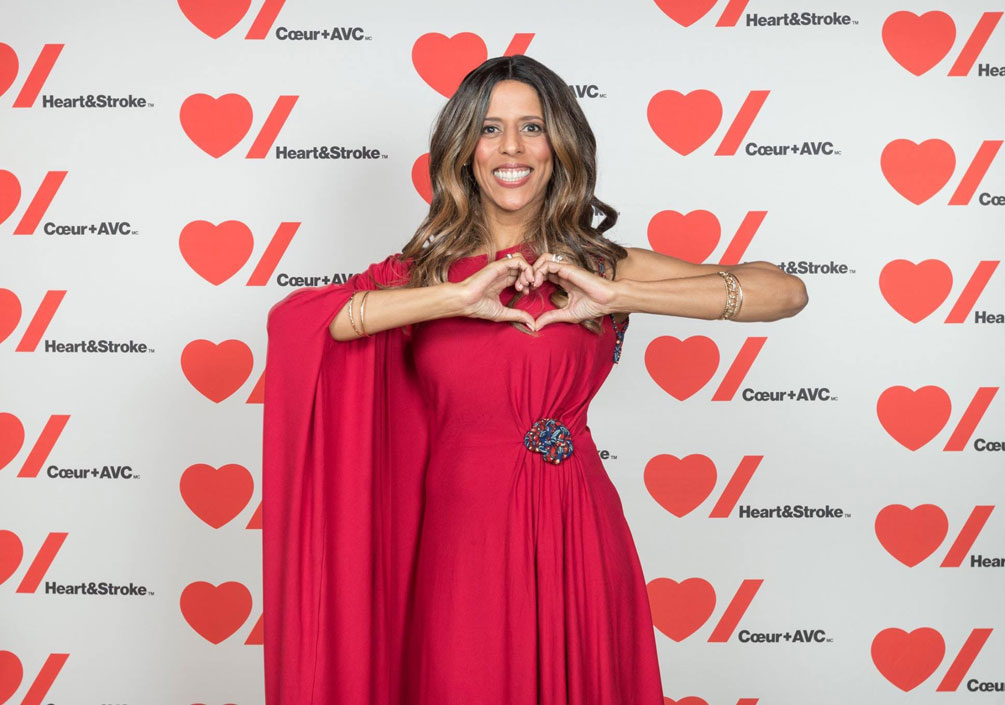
[457,251,615,331]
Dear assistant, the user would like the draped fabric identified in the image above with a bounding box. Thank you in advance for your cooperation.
[262,252,428,705]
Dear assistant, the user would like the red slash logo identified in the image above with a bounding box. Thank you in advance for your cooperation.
[0,413,69,477]
[179,220,299,285]
[880,138,1002,205]
[647,90,769,156]
[0,43,64,108]
[0,530,68,592]
[0,289,66,351]
[411,33,535,97]
[645,336,766,401]
[875,504,994,567]
[178,0,288,40]
[648,209,765,264]
[0,651,69,704]
[647,577,762,642]
[652,0,753,27]
[872,627,993,691]
[883,11,1002,76]
[876,385,998,451]
[879,259,998,323]
[645,454,762,518]
[179,93,297,158]
[0,169,68,235]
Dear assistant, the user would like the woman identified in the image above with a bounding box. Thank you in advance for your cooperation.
[262,55,807,705]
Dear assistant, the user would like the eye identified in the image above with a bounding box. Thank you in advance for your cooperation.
[481,124,498,134]
[524,122,544,132]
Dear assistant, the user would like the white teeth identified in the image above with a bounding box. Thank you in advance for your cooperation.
[493,168,531,182]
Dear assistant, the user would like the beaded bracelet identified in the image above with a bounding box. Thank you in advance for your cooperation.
[716,271,743,320]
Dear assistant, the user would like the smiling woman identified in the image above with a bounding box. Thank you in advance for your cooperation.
[263,53,806,705]
[469,80,554,230]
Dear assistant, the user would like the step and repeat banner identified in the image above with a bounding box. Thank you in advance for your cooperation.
[2,1,1003,704]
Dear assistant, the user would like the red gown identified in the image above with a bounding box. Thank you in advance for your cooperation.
[262,241,663,705]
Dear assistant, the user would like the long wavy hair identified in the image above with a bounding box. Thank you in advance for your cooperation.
[388,54,627,335]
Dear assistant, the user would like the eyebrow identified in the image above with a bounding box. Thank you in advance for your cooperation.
[483,115,544,121]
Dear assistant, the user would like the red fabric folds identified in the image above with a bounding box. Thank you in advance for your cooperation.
[262,252,428,705]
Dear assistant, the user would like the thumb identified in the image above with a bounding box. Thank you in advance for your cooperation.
[502,308,537,331]
[534,309,567,330]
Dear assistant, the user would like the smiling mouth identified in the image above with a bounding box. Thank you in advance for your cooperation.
[493,167,532,183]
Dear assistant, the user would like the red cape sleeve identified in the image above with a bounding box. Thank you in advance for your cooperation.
[262,252,430,705]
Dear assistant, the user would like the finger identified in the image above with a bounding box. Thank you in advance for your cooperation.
[533,308,573,329]
[533,260,566,288]
[500,307,537,330]
[534,307,566,329]
[516,261,540,291]
[502,256,535,281]
[517,266,537,291]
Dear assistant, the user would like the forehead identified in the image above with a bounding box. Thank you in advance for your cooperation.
[485,80,543,115]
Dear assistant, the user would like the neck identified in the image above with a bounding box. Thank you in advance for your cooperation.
[481,201,540,250]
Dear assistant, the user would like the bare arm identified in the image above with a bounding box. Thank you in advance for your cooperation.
[517,247,807,325]
[329,254,537,341]
[610,258,807,322]
[329,283,464,341]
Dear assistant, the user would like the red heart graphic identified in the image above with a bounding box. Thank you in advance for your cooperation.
[652,0,718,27]
[412,153,432,204]
[882,11,956,76]
[875,504,948,567]
[0,43,17,100]
[0,289,21,346]
[876,385,951,451]
[0,650,23,704]
[647,90,722,155]
[871,627,945,691]
[665,699,708,705]
[181,339,253,403]
[0,170,20,227]
[879,259,953,322]
[880,139,955,205]
[647,577,715,642]
[412,33,487,98]
[0,530,24,586]
[0,413,25,471]
[645,336,719,400]
[648,210,720,263]
[177,0,251,39]
[179,580,252,643]
[645,454,716,517]
[180,463,254,528]
[179,93,253,158]
[179,220,254,285]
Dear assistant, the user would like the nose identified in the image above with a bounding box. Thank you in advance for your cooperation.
[500,128,523,155]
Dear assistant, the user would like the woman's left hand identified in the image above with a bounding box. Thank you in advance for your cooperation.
[514,253,617,329]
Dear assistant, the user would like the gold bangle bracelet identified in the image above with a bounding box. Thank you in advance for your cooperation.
[716,271,742,320]
[359,290,372,337]
[346,291,364,337]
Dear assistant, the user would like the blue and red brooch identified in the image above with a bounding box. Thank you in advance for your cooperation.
[524,418,574,464]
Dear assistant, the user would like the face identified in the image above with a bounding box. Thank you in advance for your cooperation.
[470,80,554,221]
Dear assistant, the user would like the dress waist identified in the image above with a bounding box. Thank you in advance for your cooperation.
[427,416,594,465]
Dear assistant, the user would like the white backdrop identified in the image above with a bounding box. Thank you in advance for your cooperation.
[2,1,1003,704]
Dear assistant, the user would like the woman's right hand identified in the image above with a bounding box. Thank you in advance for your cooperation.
[453,254,538,330]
